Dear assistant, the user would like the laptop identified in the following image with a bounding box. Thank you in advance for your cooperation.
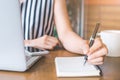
[0,0,49,72]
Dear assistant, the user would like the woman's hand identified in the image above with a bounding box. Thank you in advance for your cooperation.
[24,35,59,50]
[87,38,108,65]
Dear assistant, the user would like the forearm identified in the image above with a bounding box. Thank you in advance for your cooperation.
[54,0,88,54]
[60,30,88,54]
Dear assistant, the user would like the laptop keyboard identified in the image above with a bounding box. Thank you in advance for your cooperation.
[24,50,43,69]
[24,50,49,62]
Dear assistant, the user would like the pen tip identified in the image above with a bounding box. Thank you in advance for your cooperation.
[83,61,86,66]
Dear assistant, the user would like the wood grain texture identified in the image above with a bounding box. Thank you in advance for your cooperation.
[0,49,120,80]
[85,0,120,5]
[84,4,120,39]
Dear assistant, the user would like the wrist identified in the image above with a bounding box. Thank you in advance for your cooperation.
[24,40,34,47]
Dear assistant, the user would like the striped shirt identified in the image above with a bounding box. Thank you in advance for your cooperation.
[21,0,54,52]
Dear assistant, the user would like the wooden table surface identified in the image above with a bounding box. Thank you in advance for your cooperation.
[0,49,120,80]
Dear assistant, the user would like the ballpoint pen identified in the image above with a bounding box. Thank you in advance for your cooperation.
[84,23,100,65]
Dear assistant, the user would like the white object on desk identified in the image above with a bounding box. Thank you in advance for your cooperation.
[55,57,100,77]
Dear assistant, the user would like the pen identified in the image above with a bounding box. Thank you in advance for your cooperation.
[84,23,100,65]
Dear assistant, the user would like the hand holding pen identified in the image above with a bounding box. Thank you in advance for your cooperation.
[83,22,108,66]
[84,23,100,65]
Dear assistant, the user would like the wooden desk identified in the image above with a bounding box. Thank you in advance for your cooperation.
[0,49,120,80]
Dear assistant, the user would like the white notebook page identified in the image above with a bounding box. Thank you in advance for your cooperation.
[55,57,100,77]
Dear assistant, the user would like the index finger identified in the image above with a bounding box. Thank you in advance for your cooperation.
[88,38,103,55]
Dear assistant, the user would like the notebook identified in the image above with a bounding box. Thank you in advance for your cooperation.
[55,57,101,77]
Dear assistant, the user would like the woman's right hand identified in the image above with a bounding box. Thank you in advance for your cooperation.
[24,35,60,50]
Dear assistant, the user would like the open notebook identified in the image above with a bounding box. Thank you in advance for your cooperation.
[55,57,101,77]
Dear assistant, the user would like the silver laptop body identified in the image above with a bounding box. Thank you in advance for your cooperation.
[0,0,49,72]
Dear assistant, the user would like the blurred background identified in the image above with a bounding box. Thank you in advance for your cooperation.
[62,0,120,39]
[66,0,84,38]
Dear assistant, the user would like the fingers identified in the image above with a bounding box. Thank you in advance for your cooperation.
[87,38,108,65]
[25,35,60,50]
[88,38,103,55]
[88,47,107,60]
[88,57,104,65]
[42,35,59,50]
[47,36,59,45]
[89,62,104,65]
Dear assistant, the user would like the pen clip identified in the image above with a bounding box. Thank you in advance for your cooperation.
[91,23,100,39]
